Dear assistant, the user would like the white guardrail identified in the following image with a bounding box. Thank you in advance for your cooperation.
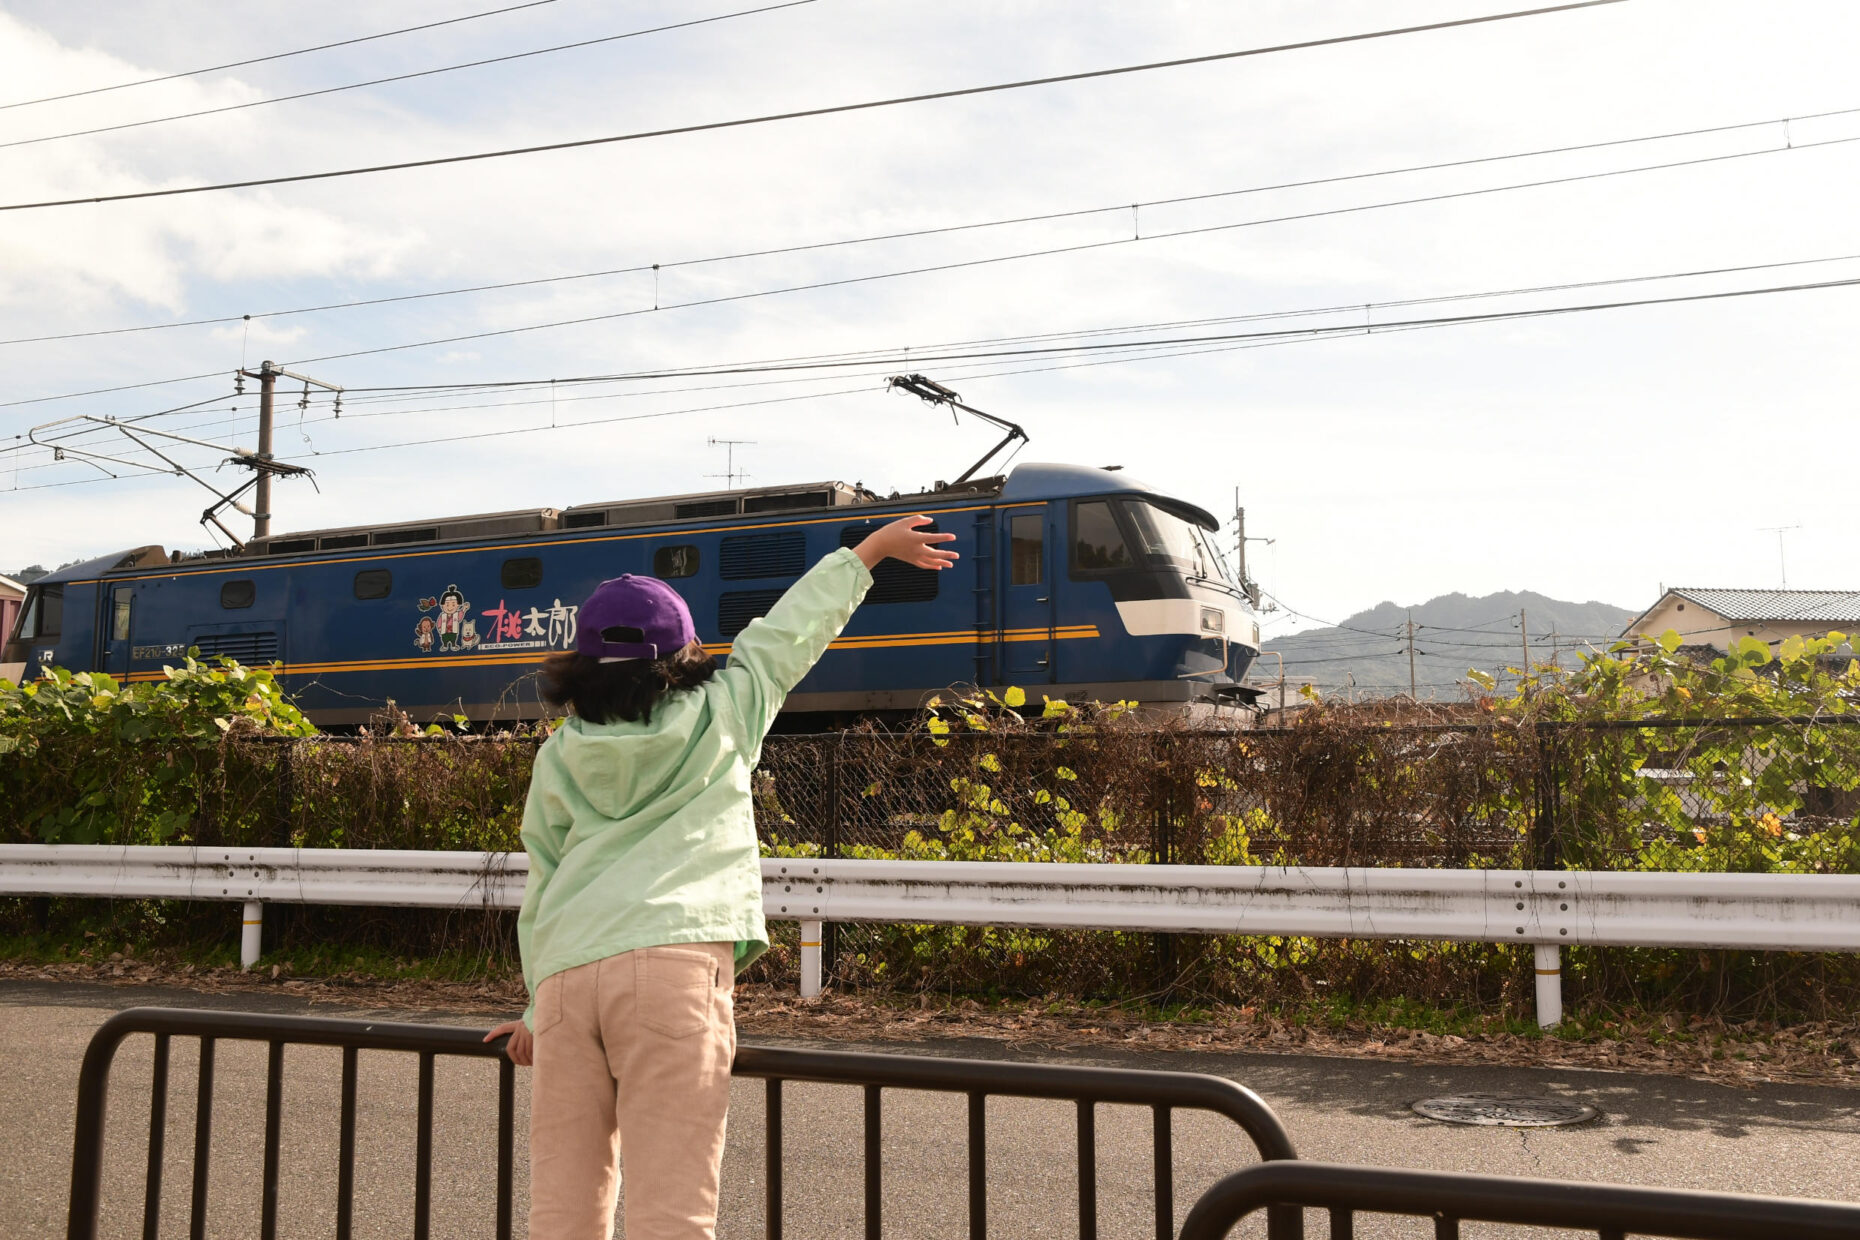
[4,845,1859,1027]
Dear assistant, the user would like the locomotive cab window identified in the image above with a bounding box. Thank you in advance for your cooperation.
[501,557,543,589]
[220,580,256,610]
[111,588,133,640]
[653,545,699,579]
[353,569,392,600]
[1070,501,1133,572]
[17,584,62,639]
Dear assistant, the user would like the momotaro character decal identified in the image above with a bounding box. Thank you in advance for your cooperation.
[461,619,481,649]
[414,616,436,652]
[434,585,470,650]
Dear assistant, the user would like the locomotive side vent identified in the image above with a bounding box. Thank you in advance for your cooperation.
[719,532,806,580]
[191,632,280,663]
[718,590,787,637]
[676,498,739,519]
[743,489,831,514]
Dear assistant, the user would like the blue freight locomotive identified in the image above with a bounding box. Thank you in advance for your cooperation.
[3,462,1262,726]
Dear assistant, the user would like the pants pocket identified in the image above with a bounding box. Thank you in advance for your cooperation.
[638,946,720,1038]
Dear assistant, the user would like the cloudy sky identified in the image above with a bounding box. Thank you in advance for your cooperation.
[1,0,1855,635]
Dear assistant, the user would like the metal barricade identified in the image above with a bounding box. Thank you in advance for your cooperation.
[68,1007,1301,1240]
[1176,1161,1860,1240]
[730,1043,1300,1240]
[66,1007,518,1240]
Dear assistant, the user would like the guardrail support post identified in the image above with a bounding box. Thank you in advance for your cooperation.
[241,901,263,970]
[1534,944,1561,1029]
[800,919,823,998]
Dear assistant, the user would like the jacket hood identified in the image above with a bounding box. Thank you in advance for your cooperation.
[546,693,706,821]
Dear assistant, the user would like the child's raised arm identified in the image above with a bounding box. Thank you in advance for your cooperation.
[715,516,957,743]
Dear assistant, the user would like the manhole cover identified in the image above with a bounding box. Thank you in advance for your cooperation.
[1411,1095,1598,1127]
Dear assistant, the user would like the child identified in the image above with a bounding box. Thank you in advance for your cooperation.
[485,515,957,1240]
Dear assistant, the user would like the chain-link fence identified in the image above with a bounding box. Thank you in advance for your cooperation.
[5,715,1858,1013]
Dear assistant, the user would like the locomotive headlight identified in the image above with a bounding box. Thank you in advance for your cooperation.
[1199,606,1225,635]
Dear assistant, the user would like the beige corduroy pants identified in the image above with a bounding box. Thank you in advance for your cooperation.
[528,942,736,1240]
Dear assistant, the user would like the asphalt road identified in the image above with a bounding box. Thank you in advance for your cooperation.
[6,980,1859,1238]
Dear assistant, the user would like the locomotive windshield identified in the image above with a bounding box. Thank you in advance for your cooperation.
[1124,502,1229,583]
[14,584,61,640]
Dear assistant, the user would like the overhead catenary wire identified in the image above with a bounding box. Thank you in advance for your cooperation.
[0,0,566,112]
[0,0,1631,212]
[0,1,823,152]
[6,99,1856,350]
[14,257,1860,475]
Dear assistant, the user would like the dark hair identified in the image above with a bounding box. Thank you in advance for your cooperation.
[539,640,716,725]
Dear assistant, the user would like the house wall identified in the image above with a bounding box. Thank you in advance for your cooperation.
[1628,594,1852,651]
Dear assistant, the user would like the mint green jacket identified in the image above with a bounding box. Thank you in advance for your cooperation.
[517,547,873,1028]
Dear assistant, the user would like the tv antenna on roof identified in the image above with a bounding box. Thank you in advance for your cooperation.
[887,374,1029,486]
[1759,523,1802,587]
[706,436,754,489]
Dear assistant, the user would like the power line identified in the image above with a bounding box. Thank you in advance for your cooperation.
[0,1,1630,212]
[0,1,822,152]
[7,101,1854,349]
[0,0,564,112]
[308,272,1860,383]
[284,134,1860,367]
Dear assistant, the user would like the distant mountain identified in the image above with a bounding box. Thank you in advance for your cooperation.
[1259,590,1636,698]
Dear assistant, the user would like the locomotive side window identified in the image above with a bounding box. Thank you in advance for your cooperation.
[501,557,544,589]
[220,580,256,610]
[654,546,699,579]
[111,588,133,640]
[1010,514,1043,585]
[18,584,63,639]
[353,569,393,600]
[840,523,940,604]
[1071,501,1133,572]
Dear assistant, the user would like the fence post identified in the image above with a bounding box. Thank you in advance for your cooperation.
[799,919,823,998]
[1531,725,1563,869]
[822,738,842,982]
[1152,736,1177,993]
[241,901,263,970]
[264,742,294,952]
[1534,944,1563,1028]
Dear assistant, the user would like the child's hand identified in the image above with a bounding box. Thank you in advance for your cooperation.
[853,516,960,571]
[485,1019,533,1066]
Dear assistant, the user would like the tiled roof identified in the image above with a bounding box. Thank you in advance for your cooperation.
[1669,588,1860,624]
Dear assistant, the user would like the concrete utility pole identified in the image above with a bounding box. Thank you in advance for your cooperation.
[1232,492,1274,609]
[1406,611,1417,698]
[1520,608,1531,673]
[239,360,341,540]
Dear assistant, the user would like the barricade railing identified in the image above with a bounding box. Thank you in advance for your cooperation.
[66,1007,518,1240]
[730,1043,1300,1240]
[1175,1161,1860,1240]
[69,1008,1301,1240]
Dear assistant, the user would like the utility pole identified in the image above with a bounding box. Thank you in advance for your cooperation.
[1406,611,1417,698]
[1520,608,1531,673]
[706,436,755,489]
[1232,492,1274,609]
[237,359,341,540]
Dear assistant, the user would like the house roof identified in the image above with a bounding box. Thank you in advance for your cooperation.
[0,575,22,597]
[1667,588,1860,623]
[1620,588,1860,640]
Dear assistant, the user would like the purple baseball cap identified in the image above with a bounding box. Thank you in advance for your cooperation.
[576,575,697,662]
